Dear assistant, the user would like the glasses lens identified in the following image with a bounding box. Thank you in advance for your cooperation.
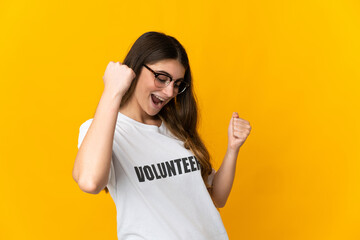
[154,75,170,87]
[154,75,188,94]
[177,82,188,94]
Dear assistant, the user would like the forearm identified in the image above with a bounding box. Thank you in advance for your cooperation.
[211,147,240,208]
[73,90,122,194]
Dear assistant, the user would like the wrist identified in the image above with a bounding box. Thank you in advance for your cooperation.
[103,88,123,102]
[101,90,122,113]
[226,145,240,156]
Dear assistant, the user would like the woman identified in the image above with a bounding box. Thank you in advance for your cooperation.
[73,31,251,239]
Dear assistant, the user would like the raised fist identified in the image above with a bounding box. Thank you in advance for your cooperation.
[103,61,136,98]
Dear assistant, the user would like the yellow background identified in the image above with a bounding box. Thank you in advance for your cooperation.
[1,0,359,239]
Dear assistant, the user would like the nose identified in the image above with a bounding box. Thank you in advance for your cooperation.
[162,81,176,98]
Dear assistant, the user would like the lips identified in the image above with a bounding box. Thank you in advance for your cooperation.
[151,94,165,109]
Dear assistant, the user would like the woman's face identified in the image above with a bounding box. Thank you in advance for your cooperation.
[133,58,186,118]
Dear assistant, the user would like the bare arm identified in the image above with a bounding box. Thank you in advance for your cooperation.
[211,148,239,208]
[73,61,135,194]
[211,112,251,208]
[72,90,122,194]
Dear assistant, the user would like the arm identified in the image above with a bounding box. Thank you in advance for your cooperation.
[211,112,251,208]
[73,61,135,194]
[211,148,239,208]
[72,90,122,194]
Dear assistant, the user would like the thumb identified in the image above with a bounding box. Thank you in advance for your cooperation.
[229,112,239,138]
[230,112,238,129]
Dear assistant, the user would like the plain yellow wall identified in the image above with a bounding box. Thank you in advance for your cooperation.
[1,0,359,239]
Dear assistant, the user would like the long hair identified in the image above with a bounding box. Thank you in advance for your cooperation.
[104,31,214,198]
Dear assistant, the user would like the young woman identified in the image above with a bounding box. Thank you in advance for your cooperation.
[73,31,251,239]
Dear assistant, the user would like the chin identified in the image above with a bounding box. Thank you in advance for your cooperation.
[145,105,161,116]
[147,110,159,116]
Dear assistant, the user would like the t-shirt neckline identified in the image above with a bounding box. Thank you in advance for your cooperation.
[117,111,164,131]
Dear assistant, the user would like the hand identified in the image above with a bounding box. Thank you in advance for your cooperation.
[227,112,251,151]
[102,61,136,98]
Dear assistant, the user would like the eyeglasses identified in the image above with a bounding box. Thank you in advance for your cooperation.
[143,64,189,95]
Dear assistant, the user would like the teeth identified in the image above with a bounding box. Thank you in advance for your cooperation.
[154,94,164,101]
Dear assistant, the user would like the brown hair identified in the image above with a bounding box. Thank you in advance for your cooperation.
[104,31,214,198]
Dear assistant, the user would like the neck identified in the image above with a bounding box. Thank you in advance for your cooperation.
[119,96,161,126]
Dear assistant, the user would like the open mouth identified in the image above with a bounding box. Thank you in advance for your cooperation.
[151,94,164,108]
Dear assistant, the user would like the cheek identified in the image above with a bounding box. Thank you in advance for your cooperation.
[134,78,153,102]
[138,76,155,91]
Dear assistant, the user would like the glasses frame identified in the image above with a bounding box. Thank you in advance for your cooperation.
[143,64,189,94]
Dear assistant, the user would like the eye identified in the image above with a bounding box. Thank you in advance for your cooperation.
[156,74,169,82]
[174,80,183,88]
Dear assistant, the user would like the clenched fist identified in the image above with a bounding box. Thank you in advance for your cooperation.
[228,112,251,151]
[103,61,136,98]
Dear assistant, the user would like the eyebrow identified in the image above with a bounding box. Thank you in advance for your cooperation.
[156,70,184,81]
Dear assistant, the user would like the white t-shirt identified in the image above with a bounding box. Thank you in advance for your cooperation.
[77,111,229,240]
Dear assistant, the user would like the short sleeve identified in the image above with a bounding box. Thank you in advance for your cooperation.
[77,119,115,189]
[206,168,216,187]
[77,119,93,149]
[106,154,116,189]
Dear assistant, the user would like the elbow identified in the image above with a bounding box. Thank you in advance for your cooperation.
[77,178,102,194]
[212,195,227,208]
[215,201,226,209]
[73,163,103,194]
